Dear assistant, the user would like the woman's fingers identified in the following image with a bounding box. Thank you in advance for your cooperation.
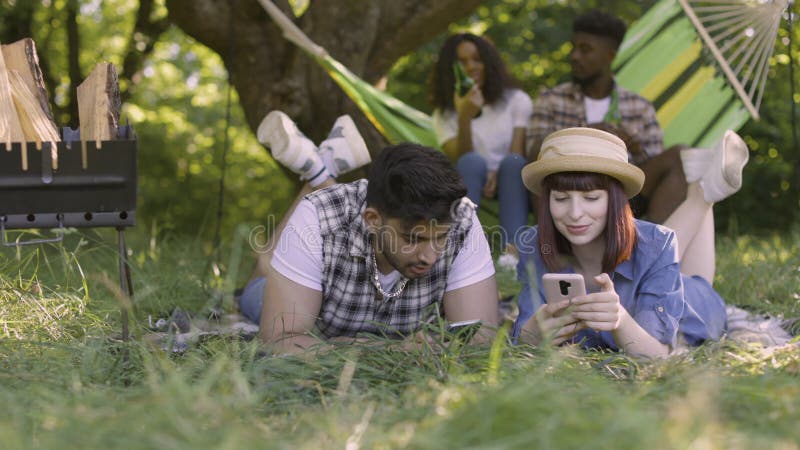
[570,291,617,306]
[594,273,614,292]
[554,321,584,338]
[569,301,606,311]
[579,321,619,332]
[454,86,483,118]
[571,311,618,323]
[550,322,586,345]
[546,299,572,315]
[566,274,623,331]
[539,313,579,338]
[534,301,577,339]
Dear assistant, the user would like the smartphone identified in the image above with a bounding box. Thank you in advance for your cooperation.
[542,273,586,304]
[446,319,482,344]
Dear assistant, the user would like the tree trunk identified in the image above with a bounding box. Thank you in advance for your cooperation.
[165,0,483,154]
[120,0,170,103]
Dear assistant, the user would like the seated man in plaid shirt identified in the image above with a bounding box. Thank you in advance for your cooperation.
[528,10,687,223]
[237,111,498,354]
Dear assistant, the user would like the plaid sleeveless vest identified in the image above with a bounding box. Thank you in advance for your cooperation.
[306,180,475,338]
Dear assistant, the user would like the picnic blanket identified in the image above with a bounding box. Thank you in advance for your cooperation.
[724,305,795,347]
[142,311,259,353]
[143,305,796,353]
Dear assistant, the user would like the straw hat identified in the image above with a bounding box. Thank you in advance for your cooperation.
[521,127,645,198]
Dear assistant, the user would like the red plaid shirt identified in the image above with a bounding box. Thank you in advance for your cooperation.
[527,81,663,165]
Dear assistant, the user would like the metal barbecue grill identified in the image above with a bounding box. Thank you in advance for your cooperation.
[0,125,138,340]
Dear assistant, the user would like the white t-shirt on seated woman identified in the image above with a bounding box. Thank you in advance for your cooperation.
[432,88,533,171]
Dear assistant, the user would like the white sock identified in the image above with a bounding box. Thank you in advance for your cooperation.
[306,164,332,187]
[316,115,370,178]
[680,147,713,183]
[317,148,340,179]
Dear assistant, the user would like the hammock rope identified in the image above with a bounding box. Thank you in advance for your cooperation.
[677,0,789,119]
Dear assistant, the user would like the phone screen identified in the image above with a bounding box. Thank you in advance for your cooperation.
[446,319,482,344]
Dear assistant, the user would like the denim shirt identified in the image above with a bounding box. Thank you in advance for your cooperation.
[512,220,693,350]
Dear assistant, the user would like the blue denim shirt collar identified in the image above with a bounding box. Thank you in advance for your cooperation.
[613,257,635,281]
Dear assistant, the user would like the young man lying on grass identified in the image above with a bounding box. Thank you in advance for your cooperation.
[236,111,499,354]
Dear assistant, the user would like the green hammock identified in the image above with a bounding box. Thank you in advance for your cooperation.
[259,0,785,151]
[319,56,440,149]
[613,0,786,148]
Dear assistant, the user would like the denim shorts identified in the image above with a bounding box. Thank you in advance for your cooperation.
[237,277,266,324]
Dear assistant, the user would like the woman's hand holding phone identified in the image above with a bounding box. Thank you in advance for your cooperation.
[522,299,585,346]
[569,274,625,332]
[521,273,586,345]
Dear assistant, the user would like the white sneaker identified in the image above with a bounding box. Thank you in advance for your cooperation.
[257,111,329,185]
[699,129,749,203]
[317,115,371,177]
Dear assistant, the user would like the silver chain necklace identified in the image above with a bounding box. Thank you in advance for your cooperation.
[370,252,408,300]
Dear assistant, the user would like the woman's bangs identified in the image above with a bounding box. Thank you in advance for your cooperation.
[544,172,611,192]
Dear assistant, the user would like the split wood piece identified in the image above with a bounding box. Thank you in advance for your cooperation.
[9,70,60,170]
[0,45,25,149]
[1,39,58,133]
[77,62,121,147]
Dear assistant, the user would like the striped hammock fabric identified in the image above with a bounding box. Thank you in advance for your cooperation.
[256,0,438,149]
[259,0,784,149]
[615,0,787,148]
[318,56,440,149]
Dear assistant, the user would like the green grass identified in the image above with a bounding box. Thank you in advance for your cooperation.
[0,227,799,449]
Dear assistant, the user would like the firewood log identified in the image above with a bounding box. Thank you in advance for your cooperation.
[0,46,25,147]
[77,62,121,143]
[1,38,57,132]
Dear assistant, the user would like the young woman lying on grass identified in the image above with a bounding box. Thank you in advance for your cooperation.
[512,127,750,358]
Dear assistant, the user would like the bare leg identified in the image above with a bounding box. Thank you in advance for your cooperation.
[662,182,716,283]
[679,207,715,284]
[250,177,336,281]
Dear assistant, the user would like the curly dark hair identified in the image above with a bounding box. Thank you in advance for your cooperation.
[573,10,628,50]
[429,33,518,111]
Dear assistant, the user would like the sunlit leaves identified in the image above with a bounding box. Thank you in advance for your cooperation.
[9,1,292,239]
[388,0,799,231]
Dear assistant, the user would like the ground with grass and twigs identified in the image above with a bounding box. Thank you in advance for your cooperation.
[1,226,799,450]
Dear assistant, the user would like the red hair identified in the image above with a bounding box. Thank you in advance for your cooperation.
[537,172,636,273]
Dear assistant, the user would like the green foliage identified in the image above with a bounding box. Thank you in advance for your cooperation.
[719,24,800,230]
[7,0,296,240]
[387,0,660,113]
[4,0,799,238]
[126,27,294,240]
[714,229,800,317]
[1,3,800,447]
[387,0,799,232]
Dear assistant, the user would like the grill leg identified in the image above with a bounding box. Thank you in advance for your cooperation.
[117,227,134,341]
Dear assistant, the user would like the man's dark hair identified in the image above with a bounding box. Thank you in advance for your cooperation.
[573,10,628,50]
[367,143,467,225]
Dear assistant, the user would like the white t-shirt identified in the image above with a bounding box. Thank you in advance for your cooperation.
[271,199,495,293]
[584,96,611,124]
[432,88,533,171]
